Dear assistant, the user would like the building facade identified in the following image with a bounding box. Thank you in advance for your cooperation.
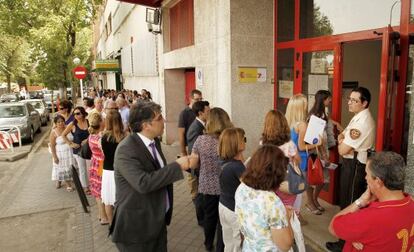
[95,0,414,203]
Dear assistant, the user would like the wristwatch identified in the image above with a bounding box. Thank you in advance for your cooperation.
[354,199,364,208]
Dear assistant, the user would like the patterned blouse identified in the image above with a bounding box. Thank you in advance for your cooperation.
[235,183,289,252]
[192,134,221,195]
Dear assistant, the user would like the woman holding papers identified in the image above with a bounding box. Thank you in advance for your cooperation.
[285,94,323,215]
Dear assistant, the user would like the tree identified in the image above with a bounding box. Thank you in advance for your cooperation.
[0,33,31,92]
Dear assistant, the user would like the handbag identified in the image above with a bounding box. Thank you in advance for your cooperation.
[80,139,92,160]
[306,146,324,185]
[288,212,306,252]
[287,163,307,194]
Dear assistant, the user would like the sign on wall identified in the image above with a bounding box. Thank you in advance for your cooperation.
[278,80,294,98]
[238,67,267,83]
[196,68,203,87]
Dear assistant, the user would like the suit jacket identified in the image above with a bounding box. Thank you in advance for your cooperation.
[186,119,205,154]
[109,133,184,243]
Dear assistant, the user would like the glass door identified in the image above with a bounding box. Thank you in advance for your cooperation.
[298,45,341,204]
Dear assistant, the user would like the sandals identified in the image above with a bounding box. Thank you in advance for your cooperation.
[305,204,322,215]
[55,182,62,189]
[314,201,326,212]
[100,219,110,225]
[66,187,74,192]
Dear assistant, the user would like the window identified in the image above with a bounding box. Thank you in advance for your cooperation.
[276,49,294,113]
[277,0,295,42]
[170,0,194,50]
[300,0,400,38]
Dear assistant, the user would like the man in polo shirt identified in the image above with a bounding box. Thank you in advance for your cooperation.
[329,151,414,252]
[178,89,203,157]
[326,87,375,251]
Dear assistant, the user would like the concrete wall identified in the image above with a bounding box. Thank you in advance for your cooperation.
[230,0,274,156]
[342,41,381,126]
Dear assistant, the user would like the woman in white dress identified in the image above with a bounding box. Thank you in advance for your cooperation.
[50,114,74,191]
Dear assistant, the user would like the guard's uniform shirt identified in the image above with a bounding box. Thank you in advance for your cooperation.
[338,108,375,209]
[341,108,375,164]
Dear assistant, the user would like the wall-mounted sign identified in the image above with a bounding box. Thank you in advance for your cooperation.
[196,68,203,87]
[93,60,120,72]
[238,67,267,83]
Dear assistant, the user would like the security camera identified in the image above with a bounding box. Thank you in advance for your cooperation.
[147,23,153,32]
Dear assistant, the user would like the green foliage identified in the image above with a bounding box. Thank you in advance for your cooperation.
[0,0,102,92]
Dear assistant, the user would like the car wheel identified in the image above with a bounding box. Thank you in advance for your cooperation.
[36,124,41,133]
[41,117,47,126]
[28,127,34,143]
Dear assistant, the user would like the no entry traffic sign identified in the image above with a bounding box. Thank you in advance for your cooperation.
[73,66,87,79]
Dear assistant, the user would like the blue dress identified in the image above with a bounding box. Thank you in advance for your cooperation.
[291,127,308,171]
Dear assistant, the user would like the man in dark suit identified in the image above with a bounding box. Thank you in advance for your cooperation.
[186,100,210,226]
[110,101,191,252]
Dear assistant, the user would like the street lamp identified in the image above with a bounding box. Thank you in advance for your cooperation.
[73,57,84,100]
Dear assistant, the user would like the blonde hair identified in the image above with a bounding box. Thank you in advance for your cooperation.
[88,113,103,134]
[219,127,245,160]
[285,94,308,128]
[205,107,233,137]
[103,110,125,143]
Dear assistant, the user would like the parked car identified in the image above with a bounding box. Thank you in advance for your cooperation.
[29,91,44,99]
[43,93,57,112]
[20,99,49,126]
[0,93,20,103]
[0,102,41,143]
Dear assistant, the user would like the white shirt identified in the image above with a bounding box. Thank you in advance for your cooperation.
[137,133,165,168]
[196,117,206,127]
[342,108,375,164]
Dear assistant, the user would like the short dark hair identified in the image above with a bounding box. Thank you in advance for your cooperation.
[129,101,162,133]
[368,151,405,190]
[241,145,288,191]
[60,100,73,112]
[53,114,65,123]
[190,89,202,98]
[352,86,371,108]
[192,100,210,116]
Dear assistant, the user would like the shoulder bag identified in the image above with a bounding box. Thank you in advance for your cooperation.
[306,146,324,185]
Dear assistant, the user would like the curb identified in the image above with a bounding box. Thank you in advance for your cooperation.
[0,126,51,162]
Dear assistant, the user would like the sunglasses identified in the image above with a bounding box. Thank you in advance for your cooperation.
[244,137,247,143]
[74,112,82,116]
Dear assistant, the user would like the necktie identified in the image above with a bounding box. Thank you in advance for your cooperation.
[149,141,170,212]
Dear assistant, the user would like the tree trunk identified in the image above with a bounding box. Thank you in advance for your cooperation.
[6,74,11,93]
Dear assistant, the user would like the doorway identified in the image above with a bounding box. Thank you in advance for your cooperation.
[341,40,382,128]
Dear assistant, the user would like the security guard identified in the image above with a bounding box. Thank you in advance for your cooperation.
[326,86,375,252]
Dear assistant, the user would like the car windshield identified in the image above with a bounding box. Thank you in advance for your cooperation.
[0,106,26,118]
[1,94,16,99]
[28,101,43,109]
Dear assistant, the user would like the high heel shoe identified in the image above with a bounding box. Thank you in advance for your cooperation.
[305,204,322,215]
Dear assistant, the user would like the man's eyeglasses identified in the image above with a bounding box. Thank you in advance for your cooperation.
[347,97,360,104]
[152,114,164,122]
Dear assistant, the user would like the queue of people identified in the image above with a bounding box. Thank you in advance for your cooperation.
[49,87,413,252]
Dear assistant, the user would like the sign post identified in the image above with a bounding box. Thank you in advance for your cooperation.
[73,66,87,100]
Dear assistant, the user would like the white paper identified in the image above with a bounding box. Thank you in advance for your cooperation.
[279,80,294,98]
[308,75,329,95]
[304,115,326,144]
[311,58,327,74]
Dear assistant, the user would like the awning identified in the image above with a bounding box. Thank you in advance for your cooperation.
[116,0,162,7]
[92,60,120,72]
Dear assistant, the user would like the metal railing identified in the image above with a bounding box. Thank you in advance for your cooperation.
[0,126,22,152]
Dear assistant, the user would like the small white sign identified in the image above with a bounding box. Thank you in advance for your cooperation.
[279,80,294,98]
[311,58,327,74]
[257,68,267,82]
[196,68,203,87]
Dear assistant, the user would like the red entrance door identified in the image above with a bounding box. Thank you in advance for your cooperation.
[185,69,196,104]
[377,26,402,152]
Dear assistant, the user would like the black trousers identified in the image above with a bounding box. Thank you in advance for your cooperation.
[114,226,167,252]
[338,157,367,209]
[201,194,224,252]
[194,193,205,225]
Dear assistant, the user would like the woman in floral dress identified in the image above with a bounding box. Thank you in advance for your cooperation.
[88,113,108,225]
